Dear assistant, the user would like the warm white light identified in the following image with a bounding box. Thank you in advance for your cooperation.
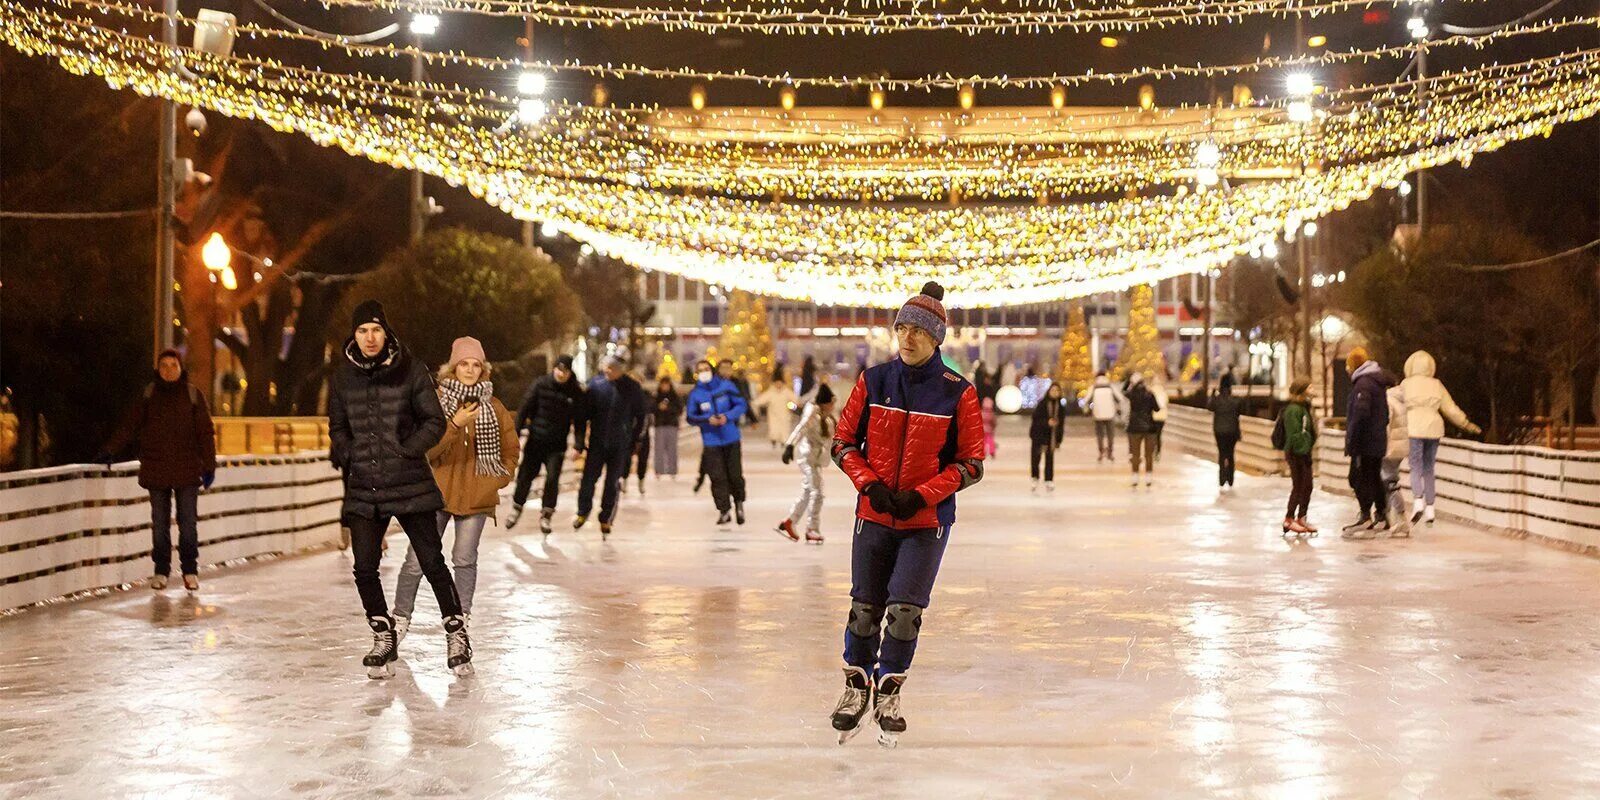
[219,265,238,290]
[1196,167,1220,188]
[202,232,230,271]
[1303,221,1319,238]
[408,13,439,35]
[540,221,559,239]
[1398,179,1413,197]
[517,71,548,96]
[1288,100,1314,123]
[517,98,547,125]
[1286,72,1316,97]
[1263,241,1281,259]
[1195,140,1221,168]
[579,243,595,256]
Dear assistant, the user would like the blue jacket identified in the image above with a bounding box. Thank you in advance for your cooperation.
[686,376,748,448]
[585,374,648,453]
[1345,361,1395,457]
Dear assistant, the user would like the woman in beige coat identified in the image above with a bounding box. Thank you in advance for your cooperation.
[393,337,518,641]
[1401,350,1481,527]
[754,365,799,448]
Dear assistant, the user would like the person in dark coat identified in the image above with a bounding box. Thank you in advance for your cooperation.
[1028,382,1066,491]
[573,355,649,537]
[1124,373,1160,487]
[1342,347,1396,535]
[650,375,684,479]
[328,300,470,678]
[100,349,217,592]
[508,354,589,534]
[1208,373,1245,491]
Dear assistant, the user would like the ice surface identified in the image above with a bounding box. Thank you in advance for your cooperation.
[4,419,1600,799]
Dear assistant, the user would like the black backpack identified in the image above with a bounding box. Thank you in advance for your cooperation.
[1270,411,1287,451]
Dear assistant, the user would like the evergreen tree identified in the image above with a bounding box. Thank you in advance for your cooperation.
[717,291,777,387]
[1055,302,1094,399]
[1113,284,1165,382]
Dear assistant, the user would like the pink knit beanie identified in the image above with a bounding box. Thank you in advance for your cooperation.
[448,336,487,367]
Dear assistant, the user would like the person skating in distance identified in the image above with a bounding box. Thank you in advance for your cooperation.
[777,383,836,545]
[828,281,986,749]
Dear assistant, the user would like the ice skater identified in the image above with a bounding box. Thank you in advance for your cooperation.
[392,337,517,643]
[1400,350,1481,528]
[1029,382,1065,492]
[1209,373,1243,492]
[776,383,835,544]
[687,358,750,526]
[1381,382,1412,538]
[829,281,985,748]
[1342,348,1395,535]
[328,300,471,678]
[1124,373,1160,487]
[650,375,683,480]
[508,355,588,535]
[1274,378,1319,538]
[573,355,650,538]
[1087,371,1122,463]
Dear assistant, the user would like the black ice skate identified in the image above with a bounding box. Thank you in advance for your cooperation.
[364,616,398,679]
[444,615,474,676]
[831,666,873,744]
[734,502,746,526]
[716,509,733,526]
[874,673,908,749]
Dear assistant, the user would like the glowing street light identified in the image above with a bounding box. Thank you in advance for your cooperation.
[517,70,548,96]
[408,13,440,36]
[1286,72,1316,97]
[202,232,231,272]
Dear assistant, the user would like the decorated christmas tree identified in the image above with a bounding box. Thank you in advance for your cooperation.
[1055,302,1094,400]
[656,350,680,382]
[1112,283,1166,382]
[717,290,777,387]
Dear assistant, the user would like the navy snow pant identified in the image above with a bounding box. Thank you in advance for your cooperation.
[843,519,950,679]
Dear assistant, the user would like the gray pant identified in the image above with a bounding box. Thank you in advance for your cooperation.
[1094,420,1116,458]
[1382,457,1409,523]
[786,456,826,533]
[394,511,488,618]
[653,425,679,475]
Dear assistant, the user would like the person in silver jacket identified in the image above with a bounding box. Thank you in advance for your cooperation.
[775,383,836,544]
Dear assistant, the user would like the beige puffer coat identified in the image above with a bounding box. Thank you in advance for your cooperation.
[1400,351,1473,441]
[1385,385,1409,460]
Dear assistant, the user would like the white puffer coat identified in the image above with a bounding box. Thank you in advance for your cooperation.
[1385,385,1409,460]
[1400,351,1473,441]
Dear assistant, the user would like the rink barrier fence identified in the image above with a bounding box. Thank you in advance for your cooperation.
[1,451,344,611]
[1164,406,1285,477]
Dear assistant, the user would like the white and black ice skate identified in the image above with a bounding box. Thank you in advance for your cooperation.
[394,614,411,643]
[539,508,554,536]
[505,504,523,529]
[874,673,908,749]
[364,616,398,679]
[831,666,873,744]
[444,615,474,676]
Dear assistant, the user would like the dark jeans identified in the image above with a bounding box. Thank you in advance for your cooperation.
[149,486,200,576]
[1030,439,1055,482]
[1348,454,1385,518]
[703,441,747,512]
[633,430,650,481]
[512,438,566,511]
[576,444,631,523]
[845,519,950,678]
[1216,434,1240,487]
[1286,452,1313,519]
[348,510,461,620]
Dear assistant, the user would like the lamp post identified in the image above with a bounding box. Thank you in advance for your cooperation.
[407,13,439,242]
[153,0,179,355]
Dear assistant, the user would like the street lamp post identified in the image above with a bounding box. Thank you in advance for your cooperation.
[153,0,178,355]
[407,14,438,242]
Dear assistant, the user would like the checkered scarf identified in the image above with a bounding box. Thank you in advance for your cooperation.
[438,379,508,477]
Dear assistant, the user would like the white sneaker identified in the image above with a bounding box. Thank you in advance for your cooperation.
[1032,479,1040,493]
[1130,477,1140,488]
[394,614,411,643]
[1045,482,1055,493]
[1423,505,1436,525]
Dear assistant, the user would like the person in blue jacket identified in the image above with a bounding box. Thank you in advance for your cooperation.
[1342,347,1396,535]
[573,355,649,538]
[686,358,750,526]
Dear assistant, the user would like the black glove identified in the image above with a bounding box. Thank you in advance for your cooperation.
[201,471,215,490]
[863,482,895,514]
[781,445,795,465]
[891,489,926,520]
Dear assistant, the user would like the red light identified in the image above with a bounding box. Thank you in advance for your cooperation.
[1363,9,1390,24]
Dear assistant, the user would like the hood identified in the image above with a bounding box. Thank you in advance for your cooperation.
[1351,359,1383,382]
[152,368,191,390]
[1404,350,1436,379]
[1094,375,1110,387]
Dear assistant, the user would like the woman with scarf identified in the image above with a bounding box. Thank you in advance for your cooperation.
[392,337,518,644]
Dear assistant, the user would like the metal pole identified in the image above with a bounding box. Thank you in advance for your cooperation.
[1295,15,1314,382]
[408,40,425,242]
[521,17,536,249]
[1202,270,1214,397]
[154,0,178,353]
[1416,45,1429,234]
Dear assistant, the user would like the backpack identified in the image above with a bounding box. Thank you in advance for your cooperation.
[1271,411,1287,451]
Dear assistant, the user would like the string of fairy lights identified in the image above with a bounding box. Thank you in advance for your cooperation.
[2,0,1591,304]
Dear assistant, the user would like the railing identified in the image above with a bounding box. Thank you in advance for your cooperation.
[1164,405,1286,476]
[213,417,330,455]
[1,452,343,612]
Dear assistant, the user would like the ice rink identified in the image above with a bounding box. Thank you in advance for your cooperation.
[6,419,1600,799]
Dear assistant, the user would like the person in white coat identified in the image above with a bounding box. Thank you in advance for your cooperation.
[1400,350,1481,526]
[1150,372,1171,460]
[755,365,800,448]
[1087,372,1123,463]
[775,384,835,544]
[1374,383,1412,539]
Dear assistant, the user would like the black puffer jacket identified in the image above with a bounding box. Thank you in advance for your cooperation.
[516,373,589,449]
[328,338,446,520]
[1125,383,1160,434]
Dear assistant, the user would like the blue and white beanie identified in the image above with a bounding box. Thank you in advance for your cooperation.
[894,281,949,345]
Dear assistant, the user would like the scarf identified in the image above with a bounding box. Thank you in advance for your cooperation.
[438,378,508,477]
[345,337,399,372]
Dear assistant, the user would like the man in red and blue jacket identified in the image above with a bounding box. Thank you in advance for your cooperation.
[827,281,985,746]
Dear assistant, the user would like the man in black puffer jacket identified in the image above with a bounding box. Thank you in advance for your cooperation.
[508,354,588,534]
[329,300,471,679]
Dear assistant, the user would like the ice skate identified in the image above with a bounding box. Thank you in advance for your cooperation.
[182,574,199,592]
[735,502,747,526]
[1423,505,1436,526]
[1032,478,1040,494]
[1411,498,1425,525]
[394,614,411,643]
[805,529,825,545]
[363,616,398,679]
[505,504,523,529]
[1143,476,1153,488]
[776,519,801,542]
[637,477,646,495]
[874,674,907,749]
[1046,482,1055,493]
[830,666,873,744]
[539,508,554,535]
[1390,520,1412,538]
[1367,516,1392,534]
[600,521,613,540]
[1297,518,1319,536]
[1341,515,1372,533]
[716,509,733,526]
[572,514,588,530]
[444,615,474,676]
[150,575,168,591]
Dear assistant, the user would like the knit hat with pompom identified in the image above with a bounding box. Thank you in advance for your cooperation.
[894,281,949,345]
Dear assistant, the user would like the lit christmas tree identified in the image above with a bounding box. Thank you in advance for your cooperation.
[656,350,680,382]
[717,290,777,387]
[1112,283,1166,382]
[1055,302,1094,400]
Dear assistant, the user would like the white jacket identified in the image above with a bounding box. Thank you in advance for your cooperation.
[1385,385,1409,460]
[755,383,799,443]
[784,402,833,465]
[1151,382,1170,423]
[1400,350,1472,440]
[1088,378,1123,421]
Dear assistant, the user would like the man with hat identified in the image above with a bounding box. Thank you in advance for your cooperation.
[509,354,589,535]
[827,281,986,748]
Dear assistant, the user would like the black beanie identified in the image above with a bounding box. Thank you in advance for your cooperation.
[350,300,388,335]
[814,384,835,405]
[555,354,575,371]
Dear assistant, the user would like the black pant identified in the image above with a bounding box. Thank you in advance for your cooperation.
[1286,452,1313,518]
[703,441,747,512]
[1153,421,1165,457]
[149,486,200,576]
[512,438,566,511]
[1216,434,1239,487]
[1348,454,1385,517]
[577,444,631,523]
[633,430,651,481]
[348,510,461,619]
[1030,439,1055,482]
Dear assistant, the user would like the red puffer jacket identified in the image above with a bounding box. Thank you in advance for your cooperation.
[831,353,985,529]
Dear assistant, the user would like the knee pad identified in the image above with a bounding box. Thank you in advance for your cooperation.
[885,603,923,642]
[847,601,883,638]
